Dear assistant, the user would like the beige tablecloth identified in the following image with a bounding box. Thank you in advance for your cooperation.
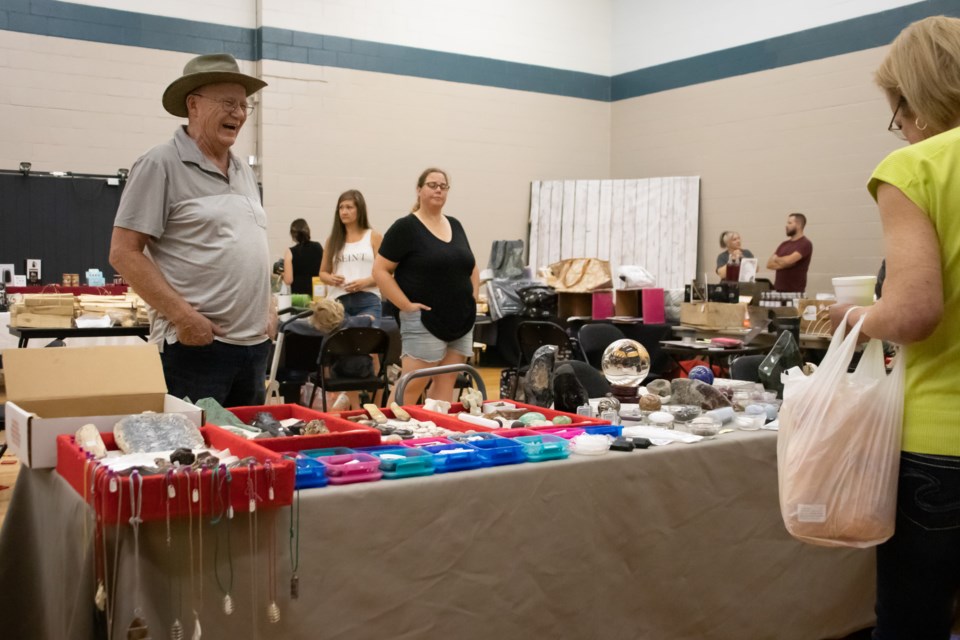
[0,430,875,639]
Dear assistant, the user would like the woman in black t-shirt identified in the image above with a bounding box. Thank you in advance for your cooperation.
[282,218,323,296]
[374,167,479,404]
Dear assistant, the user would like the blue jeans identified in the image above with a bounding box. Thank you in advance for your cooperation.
[873,452,960,640]
[338,291,382,321]
[160,340,270,407]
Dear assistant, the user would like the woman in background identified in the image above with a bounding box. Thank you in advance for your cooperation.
[319,190,383,321]
[373,168,479,405]
[715,230,754,280]
[830,16,960,639]
[282,218,323,296]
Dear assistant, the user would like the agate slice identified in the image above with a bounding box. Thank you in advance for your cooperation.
[113,412,204,454]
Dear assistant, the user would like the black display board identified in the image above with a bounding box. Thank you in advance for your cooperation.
[0,172,124,284]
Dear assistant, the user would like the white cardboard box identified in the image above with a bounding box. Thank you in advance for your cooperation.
[2,345,204,468]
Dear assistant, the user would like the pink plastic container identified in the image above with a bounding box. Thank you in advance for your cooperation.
[642,288,665,324]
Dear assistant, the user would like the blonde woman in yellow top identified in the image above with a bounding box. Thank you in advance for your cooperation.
[831,16,960,639]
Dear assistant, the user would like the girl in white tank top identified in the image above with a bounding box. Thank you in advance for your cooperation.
[319,190,383,304]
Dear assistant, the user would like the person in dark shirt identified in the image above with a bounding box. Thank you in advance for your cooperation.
[282,218,323,296]
[373,167,479,404]
[766,212,813,293]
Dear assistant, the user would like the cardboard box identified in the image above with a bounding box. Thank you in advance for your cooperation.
[680,302,748,330]
[592,290,614,320]
[2,345,204,468]
[798,298,834,336]
[558,292,592,319]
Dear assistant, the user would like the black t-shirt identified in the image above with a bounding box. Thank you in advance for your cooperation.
[379,213,476,341]
[290,241,323,295]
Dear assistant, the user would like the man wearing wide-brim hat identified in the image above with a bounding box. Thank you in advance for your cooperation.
[109,53,276,406]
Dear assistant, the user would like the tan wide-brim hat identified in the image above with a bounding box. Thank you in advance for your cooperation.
[162,53,267,118]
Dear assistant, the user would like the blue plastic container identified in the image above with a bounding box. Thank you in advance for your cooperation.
[467,436,526,467]
[419,442,489,473]
[356,445,436,479]
[281,453,328,489]
[584,425,623,438]
[513,434,570,462]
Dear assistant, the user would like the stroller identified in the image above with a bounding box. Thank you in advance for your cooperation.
[265,308,322,405]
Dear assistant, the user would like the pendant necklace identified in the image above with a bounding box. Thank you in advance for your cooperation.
[195,467,204,628]
[126,469,150,639]
[211,464,235,615]
[103,469,122,639]
[288,485,300,600]
[166,469,184,640]
[265,461,280,623]
[186,468,202,640]
[246,462,259,630]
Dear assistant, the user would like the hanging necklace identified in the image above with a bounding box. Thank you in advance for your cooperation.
[211,464,235,615]
[186,468,202,640]
[288,485,300,600]
[246,462,259,630]
[93,465,108,615]
[166,469,184,640]
[104,469,123,639]
[126,469,150,639]
[265,461,280,623]
[195,467,204,618]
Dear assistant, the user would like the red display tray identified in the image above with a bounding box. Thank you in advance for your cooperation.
[225,404,381,451]
[57,425,295,524]
[337,407,498,434]
[403,400,610,431]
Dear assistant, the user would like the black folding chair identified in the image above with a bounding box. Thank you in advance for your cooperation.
[515,320,577,368]
[578,323,626,370]
[311,327,391,411]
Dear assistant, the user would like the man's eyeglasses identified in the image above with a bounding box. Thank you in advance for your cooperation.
[191,93,255,115]
[424,182,450,191]
[888,98,906,140]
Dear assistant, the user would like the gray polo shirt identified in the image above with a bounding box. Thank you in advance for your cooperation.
[114,126,270,348]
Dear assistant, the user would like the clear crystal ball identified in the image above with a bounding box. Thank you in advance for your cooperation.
[601,338,650,386]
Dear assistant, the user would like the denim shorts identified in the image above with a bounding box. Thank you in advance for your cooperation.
[399,309,473,363]
[338,291,382,321]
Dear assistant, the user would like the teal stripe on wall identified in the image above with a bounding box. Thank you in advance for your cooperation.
[0,0,955,102]
[611,0,960,100]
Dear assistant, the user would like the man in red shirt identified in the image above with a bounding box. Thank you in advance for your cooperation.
[767,213,813,293]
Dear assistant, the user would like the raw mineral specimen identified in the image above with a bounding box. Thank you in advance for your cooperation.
[113,412,204,454]
[390,403,412,422]
[645,379,672,397]
[170,447,196,466]
[670,379,732,410]
[523,345,557,408]
[638,394,662,412]
[75,423,107,458]
[553,363,588,413]
[460,388,484,415]
[251,412,285,437]
[303,420,328,435]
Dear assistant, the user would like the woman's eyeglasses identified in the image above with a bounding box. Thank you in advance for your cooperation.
[424,182,450,191]
[888,98,906,140]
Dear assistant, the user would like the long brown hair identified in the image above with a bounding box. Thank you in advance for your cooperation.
[327,189,371,267]
[412,167,449,212]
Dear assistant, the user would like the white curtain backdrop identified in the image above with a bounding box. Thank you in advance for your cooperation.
[528,177,700,290]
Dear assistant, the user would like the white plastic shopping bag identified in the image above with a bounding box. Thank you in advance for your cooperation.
[777,310,904,548]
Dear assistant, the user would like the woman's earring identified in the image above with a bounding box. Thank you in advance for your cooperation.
[915,117,928,131]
